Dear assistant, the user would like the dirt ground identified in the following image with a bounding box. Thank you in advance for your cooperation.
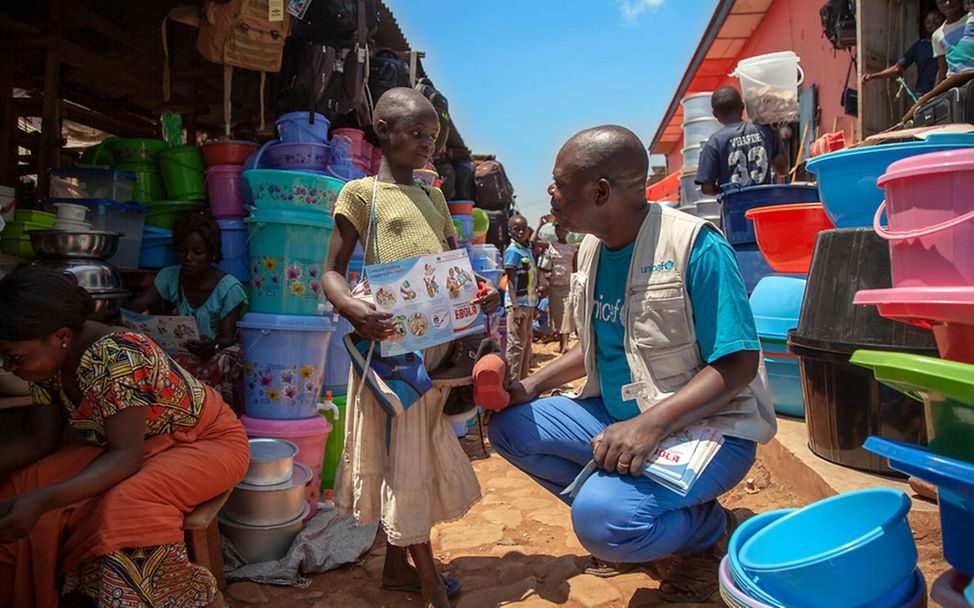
[224,340,948,608]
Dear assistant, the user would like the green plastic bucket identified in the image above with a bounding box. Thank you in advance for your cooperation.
[158,145,205,201]
[105,138,167,164]
[79,142,115,166]
[320,395,346,497]
[144,201,206,229]
[851,350,974,464]
[124,167,165,203]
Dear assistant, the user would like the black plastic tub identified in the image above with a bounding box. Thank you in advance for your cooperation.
[790,228,937,475]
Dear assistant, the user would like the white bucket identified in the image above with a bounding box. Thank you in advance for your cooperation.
[682,117,721,148]
[732,51,804,124]
[681,92,714,122]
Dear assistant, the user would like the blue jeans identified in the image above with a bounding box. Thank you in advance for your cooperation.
[488,395,756,563]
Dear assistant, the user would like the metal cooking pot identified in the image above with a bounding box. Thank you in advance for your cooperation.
[242,438,300,486]
[33,259,124,293]
[218,502,309,564]
[28,230,121,260]
[222,462,311,527]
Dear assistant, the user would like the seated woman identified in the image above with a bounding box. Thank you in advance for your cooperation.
[129,213,248,407]
[0,266,249,607]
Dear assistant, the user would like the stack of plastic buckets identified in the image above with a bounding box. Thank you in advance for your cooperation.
[848,148,974,600]
[719,184,819,294]
[750,276,806,418]
[679,92,721,223]
[238,122,342,518]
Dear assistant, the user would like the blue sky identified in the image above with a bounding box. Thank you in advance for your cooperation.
[385,0,720,224]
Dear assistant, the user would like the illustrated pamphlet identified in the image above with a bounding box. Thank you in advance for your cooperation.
[120,309,201,354]
[365,249,485,356]
[563,423,724,498]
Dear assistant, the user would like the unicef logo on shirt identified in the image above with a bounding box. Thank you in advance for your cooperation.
[641,260,676,274]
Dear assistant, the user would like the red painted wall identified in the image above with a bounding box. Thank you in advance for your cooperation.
[668,0,858,174]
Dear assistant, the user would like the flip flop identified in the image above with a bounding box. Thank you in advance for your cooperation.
[381,575,462,598]
[473,354,510,411]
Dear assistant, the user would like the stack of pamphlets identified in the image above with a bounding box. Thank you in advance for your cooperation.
[563,423,724,498]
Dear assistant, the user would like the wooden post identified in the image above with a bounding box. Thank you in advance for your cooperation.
[0,64,14,184]
[36,0,62,198]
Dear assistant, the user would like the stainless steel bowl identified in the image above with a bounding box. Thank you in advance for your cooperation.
[90,290,130,322]
[222,462,311,527]
[219,502,309,564]
[28,230,121,260]
[33,259,124,293]
[242,438,300,486]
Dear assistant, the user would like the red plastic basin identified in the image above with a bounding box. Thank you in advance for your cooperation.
[202,140,259,166]
[745,203,834,273]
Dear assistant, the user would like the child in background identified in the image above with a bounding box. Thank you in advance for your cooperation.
[533,216,577,353]
[128,213,247,407]
[504,215,538,382]
[321,88,499,608]
[696,87,788,196]
[932,0,974,82]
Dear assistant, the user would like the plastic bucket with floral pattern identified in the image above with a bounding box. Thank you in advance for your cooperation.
[243,169,343,216]
[245,209,334,316]
[239,313,335,420]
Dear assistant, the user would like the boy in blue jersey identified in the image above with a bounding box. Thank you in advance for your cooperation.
[504,214,538,382]
[490,126,775,603]
[696,87,788,196]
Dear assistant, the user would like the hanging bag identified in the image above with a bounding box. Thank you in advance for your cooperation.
[841,55,859,116]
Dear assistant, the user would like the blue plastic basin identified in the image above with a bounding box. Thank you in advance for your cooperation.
[762,348,805,419]
[865,437,974,577]
[805,133,974,228]
[750,276,807,340]
[739,489,917,607]
[729,509,793,607]
[719,184,820,245]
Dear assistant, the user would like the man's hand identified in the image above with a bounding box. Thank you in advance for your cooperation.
[340,298,396,342]
[0,492,46,544]
[591,417,664,477]
[507,378,540,407]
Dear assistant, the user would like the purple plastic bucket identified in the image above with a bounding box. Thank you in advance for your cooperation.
[261,142,330,173]
[206,164,245,219]
[276,112,329,144]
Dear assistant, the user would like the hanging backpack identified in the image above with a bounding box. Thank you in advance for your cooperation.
[192,0,292,134]
[435,159,456,200]
[275,1,371,126]
[415,78,451,156]
[369,49,412,107]
[819,0,857,50]
[483,208,510,248]
[453,158,476,201]
[474,160,514,210]
[293,0,379,47]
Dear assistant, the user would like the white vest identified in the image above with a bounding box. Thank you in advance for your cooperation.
[570,204,777,444]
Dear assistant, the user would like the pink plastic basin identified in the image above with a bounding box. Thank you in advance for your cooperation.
[855,286,974,364]
[876,149,974,288]
[240,415,332,519]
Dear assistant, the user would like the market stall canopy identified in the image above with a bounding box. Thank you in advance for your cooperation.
[1,0,469,183]
[649,0,773,156]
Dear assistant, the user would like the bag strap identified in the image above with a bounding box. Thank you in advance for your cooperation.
[351,176,381,415]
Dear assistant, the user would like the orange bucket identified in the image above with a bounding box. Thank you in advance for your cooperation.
[745,203,833,274]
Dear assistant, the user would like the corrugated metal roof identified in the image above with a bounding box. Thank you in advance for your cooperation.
[649,0,773,155]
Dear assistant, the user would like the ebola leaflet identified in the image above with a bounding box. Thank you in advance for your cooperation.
[365,249,485,356]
